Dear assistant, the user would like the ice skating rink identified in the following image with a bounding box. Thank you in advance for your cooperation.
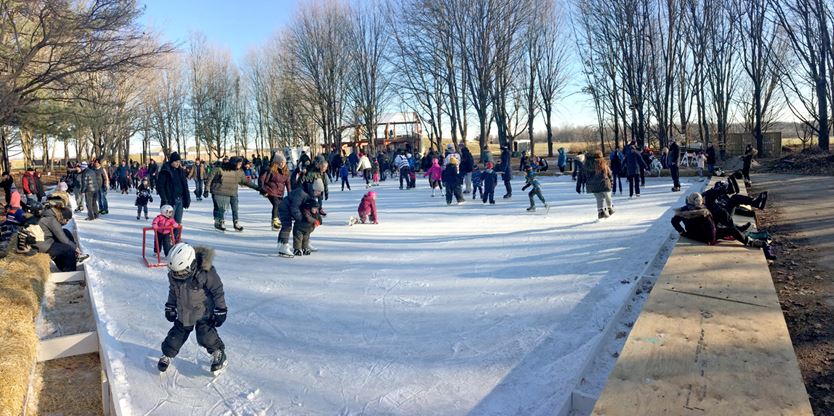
[78,175,692,415]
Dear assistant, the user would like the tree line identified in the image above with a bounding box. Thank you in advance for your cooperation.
[2,0,832,173]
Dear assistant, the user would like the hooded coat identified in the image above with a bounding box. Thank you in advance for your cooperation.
[625,147,648,176]
[166,247,227,327]
[671,205,716,244]
[36,207,75,253]
[209,160,257,197]
[423,159,442,181]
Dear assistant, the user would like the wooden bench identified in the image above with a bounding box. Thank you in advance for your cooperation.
[592,180,812,415]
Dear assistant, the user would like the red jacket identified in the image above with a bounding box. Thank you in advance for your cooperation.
[357,195,378,223]
[22,171,38,195]
[152,215,179,235]
[260,169,292,198]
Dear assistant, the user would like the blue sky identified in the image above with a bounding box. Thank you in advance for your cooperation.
[139,0,596,129]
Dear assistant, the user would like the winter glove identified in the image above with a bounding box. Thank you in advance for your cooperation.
[164,304,177,322]
[183,200,190,210]
[212,308,227,327]
[324,192,329,201]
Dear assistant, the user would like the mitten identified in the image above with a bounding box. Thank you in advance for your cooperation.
[212,308,227,327]
[164,304,177,322]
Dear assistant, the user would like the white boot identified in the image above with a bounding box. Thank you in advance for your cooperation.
[278,242,294,258]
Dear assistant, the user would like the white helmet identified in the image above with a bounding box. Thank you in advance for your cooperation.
[167,243,195,275]
[160,205,174,217]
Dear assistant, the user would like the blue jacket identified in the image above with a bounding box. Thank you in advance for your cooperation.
[625,148,648,176]
[610,151,623,174]
[472,170,483,187]
[339,165,349,179]
[522,171,541,191]
[557,148,567,168]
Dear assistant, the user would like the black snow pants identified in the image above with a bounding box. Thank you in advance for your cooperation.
[162,319,224,358]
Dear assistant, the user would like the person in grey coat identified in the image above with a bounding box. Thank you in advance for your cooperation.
[79,162,100,220]
[36,204,80,271]
[159,244,227,373]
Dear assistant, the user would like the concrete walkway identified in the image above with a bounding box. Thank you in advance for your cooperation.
[753,174,834,271]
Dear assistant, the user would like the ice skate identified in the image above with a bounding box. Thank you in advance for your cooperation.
[136,215,140,220]
[302,248,312,256]
[210,350,227,375]
[527,206,536,212]
[753,192,768,209]
[348,216,358,226]
[214,220,226,232]
[293,248,303,256]
[158,355,172,372]
[278,242,294,258]
[598,209,607,219]
[76,253,90,264]
[233,221,244,232]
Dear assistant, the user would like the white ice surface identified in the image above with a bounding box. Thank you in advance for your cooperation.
[77,175,690,416]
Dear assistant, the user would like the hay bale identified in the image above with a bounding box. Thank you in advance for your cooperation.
[0,253,50,416]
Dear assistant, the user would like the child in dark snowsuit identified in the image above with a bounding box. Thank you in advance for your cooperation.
[339,164,350,191]
[471,165,483,199]
[135,179,153,220]
[522,167,548,211]
[442,158,465,205]
[482,162,498,204]
[158,243,228,374]
[293,198,322,256]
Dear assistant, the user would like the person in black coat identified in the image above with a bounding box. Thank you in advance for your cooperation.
[460,146,475,194]
[0,172,13,208]
[500,146,512,198]
[156,152,191,238]
[442,159,465,205]
[706,143,717,175]
[277,179,323,257]
[640,147,652,186]
[624,144,648,197]
[147,159,159,190]
[742,144,756,185]
[609,147,624,195]
[667,140,681,192]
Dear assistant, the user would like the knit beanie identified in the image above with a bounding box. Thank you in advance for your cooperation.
[169,152,181,162]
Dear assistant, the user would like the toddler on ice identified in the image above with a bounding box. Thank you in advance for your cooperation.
[152,205,178,256]
[350,191,379,225]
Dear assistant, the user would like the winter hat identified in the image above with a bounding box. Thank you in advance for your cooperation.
[9,191,21,209]
[168,152,181,163]
[368,190,377,199]
[312,178,325,193]
[687,192,704,207]
[57,182,68,192]
[450,156,459,165]
[80,162,88,169]
[273,152,286,164]
[486,162,494,169]
[446,143,453,150]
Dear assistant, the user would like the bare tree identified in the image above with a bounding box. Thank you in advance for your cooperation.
[771,0,832,152]
[347,1,391,155]
[537,0,570,156]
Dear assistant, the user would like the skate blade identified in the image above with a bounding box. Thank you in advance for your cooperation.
[278,253,294,258]
[211,361,228,376]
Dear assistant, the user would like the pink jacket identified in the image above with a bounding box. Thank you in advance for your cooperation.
[152,215,179,235]
[423,159,442,181]
[357,195,378,223]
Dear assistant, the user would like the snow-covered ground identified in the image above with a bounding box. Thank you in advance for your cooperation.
[76,174,693,415]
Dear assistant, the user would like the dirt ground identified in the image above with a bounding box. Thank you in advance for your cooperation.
[753,173,834,415]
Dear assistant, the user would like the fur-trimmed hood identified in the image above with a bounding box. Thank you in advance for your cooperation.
[195,246,214,271]
[674,206,711,219]
[575,153,586,163]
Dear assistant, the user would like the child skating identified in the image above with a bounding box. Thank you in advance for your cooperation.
[135,178,153,220]
[292,198,322,256]
[158,242,228,375]
[339,164,350,191]
[522,166,548,212]
[350,190,378,225]
[471,165,483,200]
[482,162,497,204]
[423,158,442,197]
[152,205,178,256]
[442,157,465,205]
